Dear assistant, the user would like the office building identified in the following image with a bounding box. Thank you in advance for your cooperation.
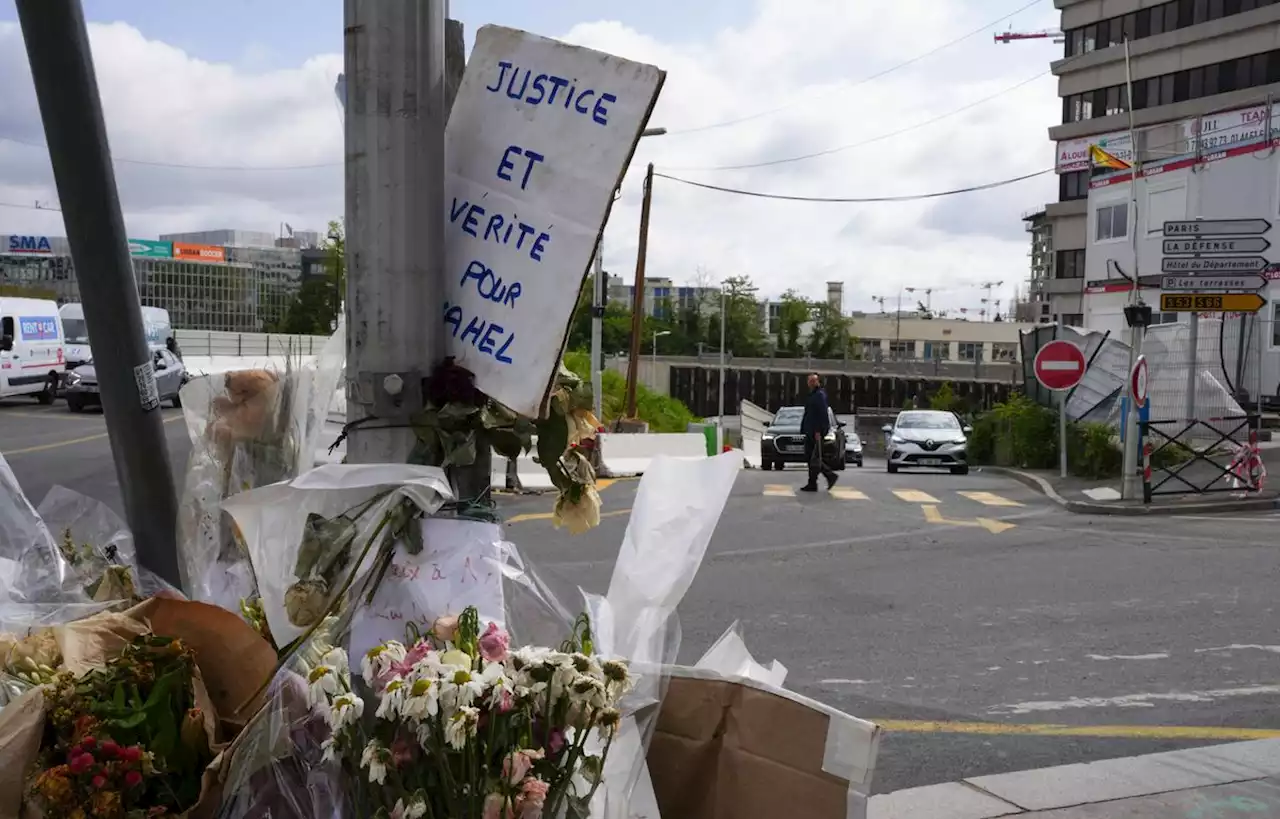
[0,233,304,332]
[606,275,721,319]
[1040,0,1280,326]
[160,228,278,249]
[826,281,844,313]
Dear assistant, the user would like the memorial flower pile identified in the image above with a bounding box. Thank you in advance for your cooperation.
[309,607,632,819]
[24,634,216,818]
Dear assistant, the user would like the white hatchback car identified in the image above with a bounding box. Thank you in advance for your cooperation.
[882,410,972,475]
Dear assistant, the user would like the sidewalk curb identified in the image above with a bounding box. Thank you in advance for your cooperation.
[982,466,1280,516]
[868,738,1280,818]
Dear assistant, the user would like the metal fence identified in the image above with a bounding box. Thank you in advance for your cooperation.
[173,329,329,358]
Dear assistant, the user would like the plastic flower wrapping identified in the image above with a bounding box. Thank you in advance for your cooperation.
[212,452,741,819]
[174,322,347,622]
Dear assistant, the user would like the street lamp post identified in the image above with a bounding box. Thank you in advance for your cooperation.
[651,329,670,373]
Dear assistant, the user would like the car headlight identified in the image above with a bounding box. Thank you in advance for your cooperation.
[891,434,905,444]
[64,372,80,386]
[824,432,836,442]
[761,434,774,442]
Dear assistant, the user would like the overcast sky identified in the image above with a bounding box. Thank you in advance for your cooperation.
[0,0,1062,317]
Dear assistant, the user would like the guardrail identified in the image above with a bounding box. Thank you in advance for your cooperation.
[173,329,330,358]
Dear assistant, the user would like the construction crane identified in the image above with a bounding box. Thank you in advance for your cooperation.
[994,29,1064,45]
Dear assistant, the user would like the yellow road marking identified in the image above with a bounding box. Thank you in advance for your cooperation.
[763,484,794,497]
[893,489,939,504]
[959,491,1023,507]
[4,414,183,456]
[594,478,617,491]
[506,508,629,525]
[829,487,868,501]
[878,719,1280,741]
[3,411,100,421]
[922,504,1016,534]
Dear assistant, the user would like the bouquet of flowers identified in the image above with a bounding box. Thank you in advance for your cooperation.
[308,606,630,819]
[25,634,215,818]
[176,326,346,625]
[0,598,279,819]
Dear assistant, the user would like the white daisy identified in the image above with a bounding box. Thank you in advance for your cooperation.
[320,736,339,763]
[360,740,390,785]
[377,678,408,720]
[362,641,407,686]
[306,663,339,710]
[444,706,479,750]
[401,676,440,721]
[328,692,365,731]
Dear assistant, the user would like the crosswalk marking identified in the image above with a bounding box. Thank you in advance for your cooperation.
[763,484,794,497]
[829,487,868,501]
[892,489,939,504]
[958,491,1023,507]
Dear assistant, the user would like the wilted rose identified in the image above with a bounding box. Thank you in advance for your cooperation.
[427,359,479,407]
[285,579,329,627]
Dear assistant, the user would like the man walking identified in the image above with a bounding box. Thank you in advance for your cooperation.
[801,373,838,492]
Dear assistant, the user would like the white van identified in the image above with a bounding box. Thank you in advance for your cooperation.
[0,297,65,403]
[60,303,172,368]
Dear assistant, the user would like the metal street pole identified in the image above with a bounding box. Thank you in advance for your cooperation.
[15,0,181,588]
[344,0,447,465]
[591,245,604,421]
[718,284,727,450]
[1058,391,1068,479]
[651,329,669,375]
[1120,37,1143,500]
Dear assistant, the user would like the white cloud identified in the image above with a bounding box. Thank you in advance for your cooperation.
[0,0,1061,315]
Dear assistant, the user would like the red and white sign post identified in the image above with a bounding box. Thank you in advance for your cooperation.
[1034,340,1088,479]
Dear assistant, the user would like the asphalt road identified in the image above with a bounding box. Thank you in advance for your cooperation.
[3,398,1280,795]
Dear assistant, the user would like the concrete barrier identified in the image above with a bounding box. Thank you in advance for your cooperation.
[597,432,707,477]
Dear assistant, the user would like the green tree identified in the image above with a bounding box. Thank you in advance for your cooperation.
[806,302,854,359]
[274,219,344,334]
[706,275,765,358]
[775,290,810,356]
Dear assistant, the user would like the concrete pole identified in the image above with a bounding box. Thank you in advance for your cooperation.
[718,284,727,449]
[624,163,655,419]
[15,0,181,588]
[592,246,604,421]
[343,0,448,464]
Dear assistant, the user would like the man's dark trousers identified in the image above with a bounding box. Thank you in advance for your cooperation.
[804,434,836,488]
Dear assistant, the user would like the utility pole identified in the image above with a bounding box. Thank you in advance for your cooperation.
[718,284,727,450]
[1120,37,1144,501]
[624,162,655,419]
[591,245,605,421]
[15,0,181,588]
[344,1,454,467]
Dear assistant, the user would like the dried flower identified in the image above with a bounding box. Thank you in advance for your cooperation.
[360,740,390,785]
[426,359,479,407]
[181,708,209,755]
[285,578,330,627]
[552,484,601,535]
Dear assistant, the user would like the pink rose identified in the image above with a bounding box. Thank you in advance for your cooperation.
[479,622,510,663]
[499,687,515,713]
[482,793,509,819]
[502,748,544,785]
[518,777,550,819]
[390,640,434,677]
[432,615,460,642]
[547,728,565,756]
[391,737,416,767]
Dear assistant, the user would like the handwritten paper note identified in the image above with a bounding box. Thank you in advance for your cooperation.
[349,518,506,663]
[443,25,664,416]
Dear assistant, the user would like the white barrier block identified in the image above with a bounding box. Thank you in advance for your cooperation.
[597,432,707,477]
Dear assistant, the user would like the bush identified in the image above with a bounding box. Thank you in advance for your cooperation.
[969,392,1123,478]
[562,351,696,433]
[929,382,964,414]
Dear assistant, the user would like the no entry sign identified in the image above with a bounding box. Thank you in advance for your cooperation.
[1131,355,1148,409]
[1034,340,1087,391]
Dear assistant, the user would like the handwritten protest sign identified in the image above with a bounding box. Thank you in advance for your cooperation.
[443,26,664,416]
[350,518,507,661]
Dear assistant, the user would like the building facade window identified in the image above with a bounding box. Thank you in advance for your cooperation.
[1095,202,1129,241]
[1061,313,1085,326]
[922,341,945,360]
[888,340,915,359]
[1060,170,1090,201]
[1063,0,1277,58]
[992,342,1019,361]
[1055,249,1086,279]
[957,342,980,362]
[1063,47,1280,123]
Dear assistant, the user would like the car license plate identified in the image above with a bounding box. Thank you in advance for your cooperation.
[918,458,942,466]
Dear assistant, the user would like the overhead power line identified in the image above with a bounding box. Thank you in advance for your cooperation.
[0,133,339,171]
[664,0,1048,136]
[664,70,1050,172]
[652,167,1052,203]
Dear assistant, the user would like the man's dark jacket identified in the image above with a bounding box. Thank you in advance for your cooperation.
[801,386,831,436]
